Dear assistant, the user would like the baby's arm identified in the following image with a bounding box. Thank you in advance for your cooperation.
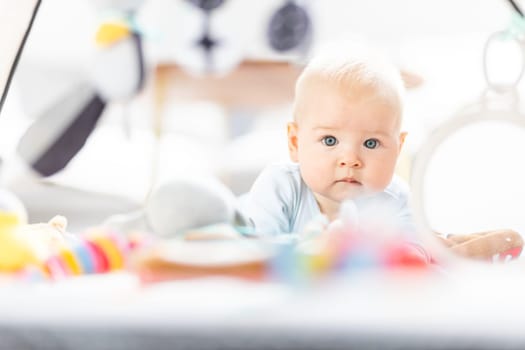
[239,165,295,235]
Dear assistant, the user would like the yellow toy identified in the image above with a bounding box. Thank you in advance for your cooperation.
[0,212,39,272]
[0,214,69,273]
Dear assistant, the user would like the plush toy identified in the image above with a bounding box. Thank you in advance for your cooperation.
[0,215,39,273]
[104,176,251,240]
[0,214,69,273]
[0,210,145,279]
[16,0,146,177]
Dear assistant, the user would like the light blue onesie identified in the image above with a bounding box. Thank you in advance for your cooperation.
[240,162,415,236]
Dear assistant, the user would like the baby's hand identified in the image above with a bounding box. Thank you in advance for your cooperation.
[297,218,349,254]
[299,214,329,241]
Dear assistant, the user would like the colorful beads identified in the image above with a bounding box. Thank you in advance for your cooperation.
[85,240,110,273]
[71,242,96,274]
[31,229,141,281]
[89,235,125,271]
[58,248,83,275]
[270,224,430,285]
[44,255,69,279]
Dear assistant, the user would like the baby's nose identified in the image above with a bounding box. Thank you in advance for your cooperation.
[339,158,362,168]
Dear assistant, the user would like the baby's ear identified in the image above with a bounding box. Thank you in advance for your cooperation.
[398,132,407,152]
[287,122,299,162]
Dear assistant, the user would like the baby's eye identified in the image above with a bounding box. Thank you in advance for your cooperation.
[364,138,379,149]
[322,135,338,147]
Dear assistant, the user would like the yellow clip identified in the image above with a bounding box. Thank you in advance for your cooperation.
[95,21,130,47]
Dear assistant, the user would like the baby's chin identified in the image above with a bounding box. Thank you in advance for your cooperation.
[314,182,386,202]
[334,185,383,201]
[327,189,367,203]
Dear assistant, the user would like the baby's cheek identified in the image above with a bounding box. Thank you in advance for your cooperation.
[367,171,394,191]
[301,166,327,191]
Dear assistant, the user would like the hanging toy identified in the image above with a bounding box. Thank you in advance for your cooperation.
[15,1,147,177]
[267,0,312,55]
[169,0,246,75]
[188,0,225,73]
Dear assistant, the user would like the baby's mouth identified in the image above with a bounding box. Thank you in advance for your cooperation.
[336,177,362,185]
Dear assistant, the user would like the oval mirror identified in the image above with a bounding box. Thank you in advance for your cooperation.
[411,105,525,264]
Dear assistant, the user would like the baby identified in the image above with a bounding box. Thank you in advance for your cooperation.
[242,42,412,236]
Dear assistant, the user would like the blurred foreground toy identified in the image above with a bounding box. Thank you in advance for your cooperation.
[43,227,143,280]
[119,184,430,284]
[0,211,144,281]
[132,239,271,283]
[132,217,430,285]
[271,220,430,285]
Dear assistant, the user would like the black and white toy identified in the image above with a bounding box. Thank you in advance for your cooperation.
[16,1,147,177]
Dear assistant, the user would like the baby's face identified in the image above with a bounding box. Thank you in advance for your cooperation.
[289,79,405,215]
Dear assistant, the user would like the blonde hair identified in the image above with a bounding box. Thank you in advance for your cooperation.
[293,41,405,123]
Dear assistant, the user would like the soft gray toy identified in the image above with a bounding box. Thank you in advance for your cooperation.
[104,176,250,238]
